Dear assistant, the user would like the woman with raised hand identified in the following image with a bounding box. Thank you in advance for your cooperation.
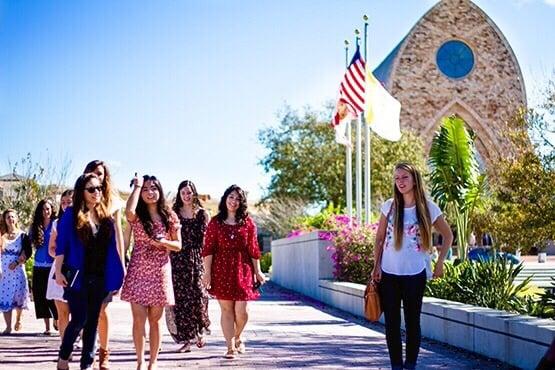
[30,198,58,335]
[121,174,181,370]
[371,162,453,370]
[55,173,124,370]
[0,209,31,335]
[166,180,211,353]
[202,184,265,359]
[83,160,125,370]
[46,189,73,341]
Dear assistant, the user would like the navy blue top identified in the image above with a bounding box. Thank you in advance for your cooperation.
[33,221,54,268]
[55,207,124,292]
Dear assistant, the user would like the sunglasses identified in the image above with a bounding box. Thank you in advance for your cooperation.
[85,186,103,194]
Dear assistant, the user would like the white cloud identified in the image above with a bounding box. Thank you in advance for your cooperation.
[545,0,555,6]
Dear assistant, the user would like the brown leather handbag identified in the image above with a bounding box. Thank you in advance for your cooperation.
[364,281,382,322]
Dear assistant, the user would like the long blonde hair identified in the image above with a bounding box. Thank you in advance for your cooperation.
[392,162,432,252]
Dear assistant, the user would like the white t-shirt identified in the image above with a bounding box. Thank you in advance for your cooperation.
[380,198,442,276]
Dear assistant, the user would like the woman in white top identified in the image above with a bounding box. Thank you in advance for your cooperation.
[46,189,73,341]
[371,162,453,370]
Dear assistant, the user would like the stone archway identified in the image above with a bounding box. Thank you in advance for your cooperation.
[423,98,501,165]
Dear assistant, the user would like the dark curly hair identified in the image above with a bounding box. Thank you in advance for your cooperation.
[216,185,248,225]
[30,199,56,247]
[136,175,172,238]
[173,180,203,213]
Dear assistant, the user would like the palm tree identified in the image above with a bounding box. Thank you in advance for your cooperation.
[428,115,486,260]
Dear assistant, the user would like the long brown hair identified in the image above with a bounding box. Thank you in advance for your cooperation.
[73,173,112,247]
[83,160,114,213]
[392,162,432,252]
[30,199,56,247]
[173,180,203,214]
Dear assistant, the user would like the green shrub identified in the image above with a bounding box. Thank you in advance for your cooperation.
[425,258,533,313]
[260,252,272,273]
[296,203,342,230]
[523,278,555,319]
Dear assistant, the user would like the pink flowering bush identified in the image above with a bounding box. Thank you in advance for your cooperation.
[288,209,378,284]
[324,215,378,284]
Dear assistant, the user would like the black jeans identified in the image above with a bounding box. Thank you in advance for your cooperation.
[379,269,427,370]
[59,275,108,369]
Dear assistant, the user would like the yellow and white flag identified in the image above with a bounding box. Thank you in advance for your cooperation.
[364,71,401,142]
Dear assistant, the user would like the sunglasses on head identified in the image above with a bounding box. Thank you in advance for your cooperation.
[85,186,103,194]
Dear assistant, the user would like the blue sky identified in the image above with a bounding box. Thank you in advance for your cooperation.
[1,0,553,200]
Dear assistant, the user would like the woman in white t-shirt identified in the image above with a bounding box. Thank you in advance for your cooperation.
[371,162,453,370]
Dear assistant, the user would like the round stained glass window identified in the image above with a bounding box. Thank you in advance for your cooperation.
[436,40,474,79]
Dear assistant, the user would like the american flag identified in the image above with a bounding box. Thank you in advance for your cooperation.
[331,46,366,145]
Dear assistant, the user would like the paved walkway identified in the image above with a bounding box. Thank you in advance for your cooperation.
[0,282,515,369]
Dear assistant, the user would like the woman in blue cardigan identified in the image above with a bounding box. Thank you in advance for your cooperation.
[55,173,124,370]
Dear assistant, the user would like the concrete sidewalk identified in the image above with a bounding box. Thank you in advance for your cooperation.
[0,282,515,369]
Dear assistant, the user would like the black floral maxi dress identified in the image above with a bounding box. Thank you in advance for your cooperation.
[165,210,211,344]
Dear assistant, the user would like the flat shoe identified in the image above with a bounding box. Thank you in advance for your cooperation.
[14,321,22,331]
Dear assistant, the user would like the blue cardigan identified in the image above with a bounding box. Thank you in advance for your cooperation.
[56,207,124,292]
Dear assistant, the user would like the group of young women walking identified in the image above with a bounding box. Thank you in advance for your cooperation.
[1,159,454,370]
[0,159,265,370]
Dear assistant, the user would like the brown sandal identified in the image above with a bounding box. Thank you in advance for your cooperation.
[224,349,236,359]
[235,338,246,354]
[99,347,110,370]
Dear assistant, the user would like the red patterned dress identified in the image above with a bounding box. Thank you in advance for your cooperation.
[202,216,261,301]
[121,212,180,307]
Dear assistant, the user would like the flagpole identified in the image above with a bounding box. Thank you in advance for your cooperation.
[344,40,353,221]
[363,15,371,225]
[354,29,362,222]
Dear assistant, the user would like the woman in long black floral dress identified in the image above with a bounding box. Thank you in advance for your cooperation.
[166,180,211,352]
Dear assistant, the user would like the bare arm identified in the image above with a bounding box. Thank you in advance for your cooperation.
[202,255,213,289]
[123,221,132,255]
[432,215,453,278]
[125,175,143,222]
[54,254,67,287]
[371,214,387,282]
[113,209,125,265]
[153,224,182,252]
[48,226,58,258]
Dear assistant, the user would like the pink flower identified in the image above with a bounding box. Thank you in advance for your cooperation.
[287,229,304,238]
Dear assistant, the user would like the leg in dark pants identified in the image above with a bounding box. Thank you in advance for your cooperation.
[380,271,403,369]
[33,267,58,320]
[58,276,107,369]
[401,270,427,369]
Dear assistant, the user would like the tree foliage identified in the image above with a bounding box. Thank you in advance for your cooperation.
[258,105,427,211]
[477,79,555,253]
[428,116,486,259]
[0,152,71,228]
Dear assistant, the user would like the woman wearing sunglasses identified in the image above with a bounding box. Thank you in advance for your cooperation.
[55,173,124,370]
[121,174,181,370]
[83,160,125,370]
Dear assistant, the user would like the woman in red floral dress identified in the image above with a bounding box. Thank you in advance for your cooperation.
[202,184,265,359]
[122,174,181,370]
